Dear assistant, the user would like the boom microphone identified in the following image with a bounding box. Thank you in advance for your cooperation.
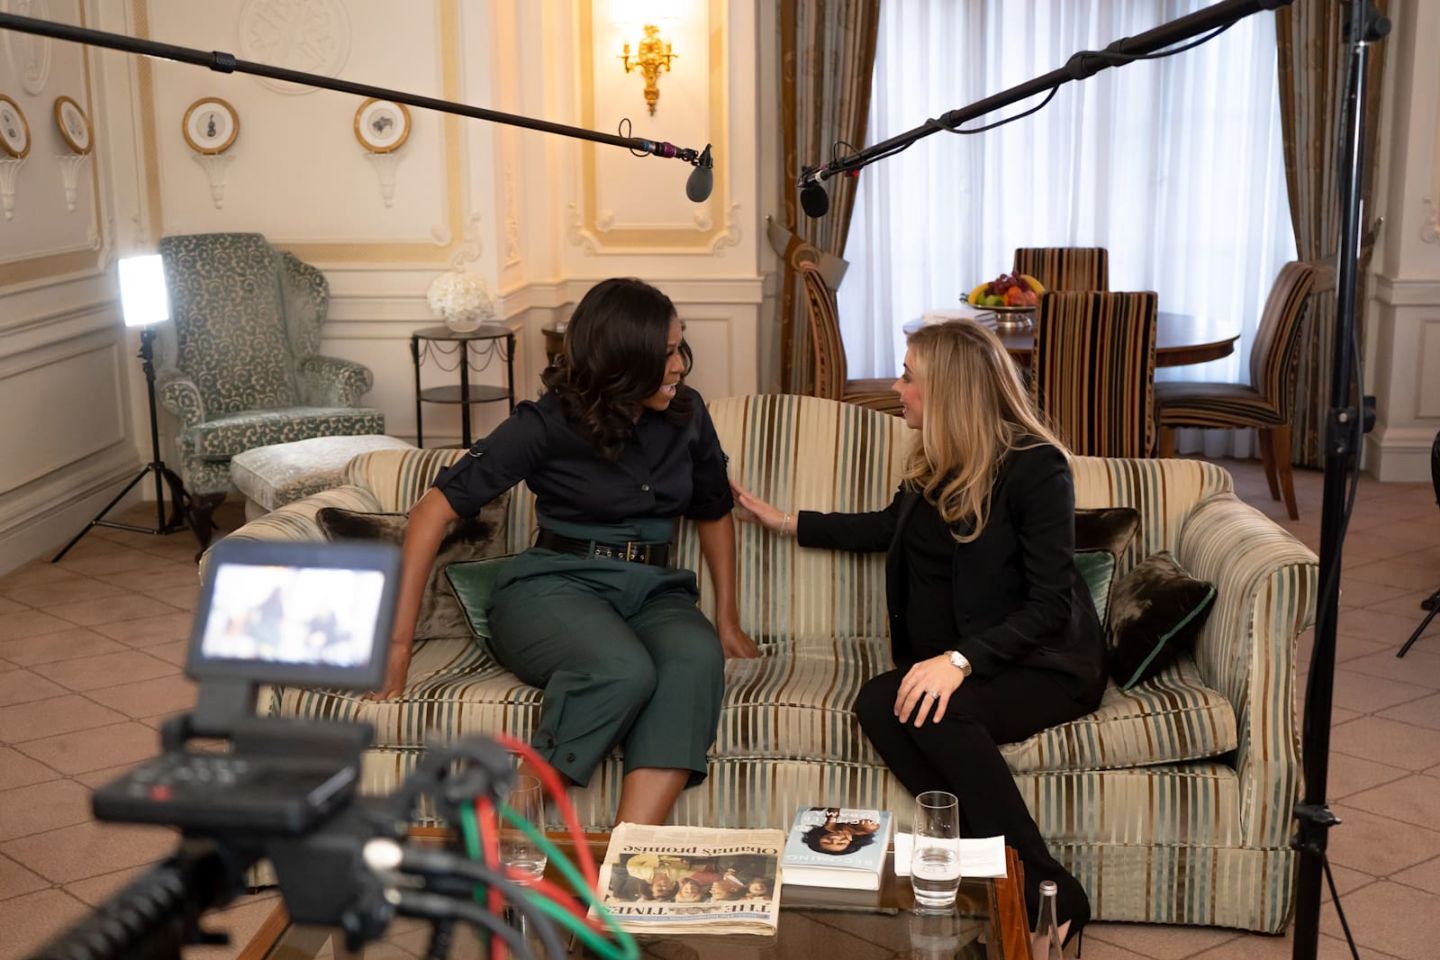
[686,145,715,202]
[799,169,830,218]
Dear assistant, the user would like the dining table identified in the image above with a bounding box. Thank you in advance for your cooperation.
[908,306,1240,368]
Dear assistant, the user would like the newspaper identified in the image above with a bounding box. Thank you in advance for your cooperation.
[592,822,787,936]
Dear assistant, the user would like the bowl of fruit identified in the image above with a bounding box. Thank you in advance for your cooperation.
[964,273,1046,331]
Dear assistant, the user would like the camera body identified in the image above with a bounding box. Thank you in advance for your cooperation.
[27,539,514,960]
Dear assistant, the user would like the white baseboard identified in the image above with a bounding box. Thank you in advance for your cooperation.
[1364,424,1439,483]
[0,453,151,575]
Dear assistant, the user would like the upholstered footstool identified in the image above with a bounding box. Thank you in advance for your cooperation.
[230,435,415,520]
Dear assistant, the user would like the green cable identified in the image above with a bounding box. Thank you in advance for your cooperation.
[457,801,637,960]
[457,804,491,954]
[493,802,639,960]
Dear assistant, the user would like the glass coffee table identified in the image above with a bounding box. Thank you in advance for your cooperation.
[240,833,1034,959]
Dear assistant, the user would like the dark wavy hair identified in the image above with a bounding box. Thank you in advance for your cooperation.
[801,824,878,857]
[541,277,693,461]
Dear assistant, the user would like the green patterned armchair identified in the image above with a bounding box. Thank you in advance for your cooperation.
[156,233,384,545]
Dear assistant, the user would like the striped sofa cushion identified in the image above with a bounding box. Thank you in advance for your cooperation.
[271,634,1234,776]
[1013,247,1110,292]
[998,655,1236,772]
[1031,292,1159,458]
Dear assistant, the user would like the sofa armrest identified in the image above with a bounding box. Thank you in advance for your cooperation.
[155,369,205,427]
[197,484,384,580]
[299,355,373,407]
[1176,493,1318,849]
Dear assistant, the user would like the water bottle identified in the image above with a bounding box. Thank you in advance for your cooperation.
[1032,880,1065,960]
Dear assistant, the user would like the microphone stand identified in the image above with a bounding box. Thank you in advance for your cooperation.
[0,13,713,179]
[1292,4,1389,959]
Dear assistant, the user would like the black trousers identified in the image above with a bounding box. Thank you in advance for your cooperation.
[854,664,1102,924]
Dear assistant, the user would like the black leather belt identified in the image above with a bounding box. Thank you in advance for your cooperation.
[534,529,671,567]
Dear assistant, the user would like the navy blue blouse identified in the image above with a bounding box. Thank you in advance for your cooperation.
[432,385,734,524]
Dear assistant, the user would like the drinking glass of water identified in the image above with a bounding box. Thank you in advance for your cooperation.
[500,775,547,883]
[910,790,962,911]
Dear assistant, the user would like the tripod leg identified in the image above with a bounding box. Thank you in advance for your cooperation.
[1396,588,1440,658]
[52,467,152,563]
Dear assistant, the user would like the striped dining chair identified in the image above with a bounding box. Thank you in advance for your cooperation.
[797,263,903,415]
[1031,291,1159,458]
[1013,247,1110,292]
[1156,261,1317,520]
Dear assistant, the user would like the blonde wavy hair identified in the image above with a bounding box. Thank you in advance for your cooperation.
[903,320,1069,543]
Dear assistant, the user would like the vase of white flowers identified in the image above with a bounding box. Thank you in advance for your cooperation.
[427,271,496,334]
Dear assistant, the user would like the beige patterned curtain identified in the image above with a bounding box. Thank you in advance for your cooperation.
[1276,0,1389,467]
[778,0,880,394]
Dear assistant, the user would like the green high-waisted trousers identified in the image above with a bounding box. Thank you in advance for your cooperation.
[485,516,724,788]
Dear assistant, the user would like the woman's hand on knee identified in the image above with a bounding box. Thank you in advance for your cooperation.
[895,655,966,726]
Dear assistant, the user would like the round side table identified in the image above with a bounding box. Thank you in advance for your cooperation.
[409,323,515,448]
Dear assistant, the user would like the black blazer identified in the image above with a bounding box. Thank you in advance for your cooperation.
[797,443,1105,698]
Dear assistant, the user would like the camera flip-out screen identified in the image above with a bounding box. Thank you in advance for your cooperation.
[186,539,400,692]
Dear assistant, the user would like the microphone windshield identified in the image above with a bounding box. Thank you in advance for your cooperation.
[800,181,830,218]
[686,164,713,203]
[686,145,714,202]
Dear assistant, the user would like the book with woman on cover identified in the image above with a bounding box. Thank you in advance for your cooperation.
[593,822,786,936]
[780,806,894,890]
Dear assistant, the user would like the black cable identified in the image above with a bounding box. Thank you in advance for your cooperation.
[395,890,536,960]
[1323,853,1362,960]
[394,847,568,960]
[940,85,1061,135]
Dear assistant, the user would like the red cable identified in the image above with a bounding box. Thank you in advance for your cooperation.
[474,797,505,960]
[491,732,599,886]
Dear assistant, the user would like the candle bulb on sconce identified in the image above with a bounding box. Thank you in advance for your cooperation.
[619,23,677,116]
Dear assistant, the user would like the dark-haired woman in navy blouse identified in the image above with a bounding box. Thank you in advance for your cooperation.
[381,277,757,825]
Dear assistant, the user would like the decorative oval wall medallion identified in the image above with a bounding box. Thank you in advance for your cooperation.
[4,0,53,95]
[238,0,351,96]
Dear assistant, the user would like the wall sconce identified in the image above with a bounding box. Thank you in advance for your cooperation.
[619,24,677,116]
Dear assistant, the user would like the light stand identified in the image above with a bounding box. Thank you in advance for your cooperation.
[52,255,189,563]
[1291,3,1389,959]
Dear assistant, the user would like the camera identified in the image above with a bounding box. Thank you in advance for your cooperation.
[25,540,569,960]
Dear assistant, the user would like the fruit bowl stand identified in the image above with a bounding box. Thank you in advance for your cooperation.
[965,300,1035,333]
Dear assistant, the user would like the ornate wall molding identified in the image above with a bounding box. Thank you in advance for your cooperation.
[237,0,352,96]
[4,0,52,94]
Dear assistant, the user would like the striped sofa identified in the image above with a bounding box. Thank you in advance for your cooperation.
[222,395,1316,932]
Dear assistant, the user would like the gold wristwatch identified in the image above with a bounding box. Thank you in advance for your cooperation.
[946,650,973,678]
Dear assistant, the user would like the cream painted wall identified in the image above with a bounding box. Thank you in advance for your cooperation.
[0,0,143,573]
[1363,0,1440,481]
[0,0,764,573]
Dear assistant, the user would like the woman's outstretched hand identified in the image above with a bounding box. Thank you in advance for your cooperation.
[895,654,966,726]
[730,480,791,535]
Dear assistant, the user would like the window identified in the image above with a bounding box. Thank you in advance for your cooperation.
[839,0,1297,421]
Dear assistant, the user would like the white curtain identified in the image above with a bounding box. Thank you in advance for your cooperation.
[838,0,1297,457]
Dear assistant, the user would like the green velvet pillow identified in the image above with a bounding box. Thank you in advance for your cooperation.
[316,492,509,642]
[444,556,516,641]
[1074,551,1118,626]
[1106,552,1216,690]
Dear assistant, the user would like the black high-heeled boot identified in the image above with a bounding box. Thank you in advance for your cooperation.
[1054,873,1090,957]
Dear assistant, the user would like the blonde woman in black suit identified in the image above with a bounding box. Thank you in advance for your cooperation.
[732,320,1103,950]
